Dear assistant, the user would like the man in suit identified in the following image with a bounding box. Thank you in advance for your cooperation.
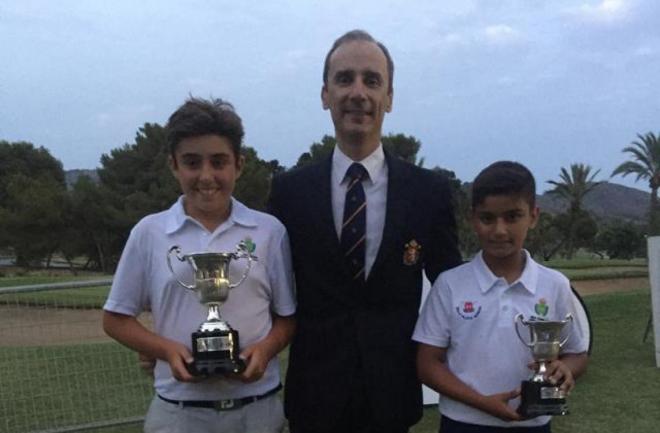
[268,30,462,433]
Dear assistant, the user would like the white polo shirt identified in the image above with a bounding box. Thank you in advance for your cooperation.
[413,250,588,428]
[104,196,296,400]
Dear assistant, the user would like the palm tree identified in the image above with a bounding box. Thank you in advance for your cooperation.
[547,163,602,257]
[548,163,602,213]
[612,132,660,235]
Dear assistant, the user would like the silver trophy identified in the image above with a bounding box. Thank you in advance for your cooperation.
[167,241,256,376]
[514,314,573,417]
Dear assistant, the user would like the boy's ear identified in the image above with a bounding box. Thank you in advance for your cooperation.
[529,206,540,229]
[168,155,177,173]
[235,154,245,179]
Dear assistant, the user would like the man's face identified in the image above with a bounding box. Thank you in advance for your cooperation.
[471,195,539,263]
[322,40,392,149]
[170,134,242,229]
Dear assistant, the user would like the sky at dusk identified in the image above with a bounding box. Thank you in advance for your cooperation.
[2,0,659,192]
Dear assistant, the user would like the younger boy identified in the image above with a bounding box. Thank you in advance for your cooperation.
[413,161,588,432]
[103,97,296,433]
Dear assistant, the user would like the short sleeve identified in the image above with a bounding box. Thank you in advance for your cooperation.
[103,224,149,316]
[556,282,589,355]
[413,272,453,348]
[265,224,296,317]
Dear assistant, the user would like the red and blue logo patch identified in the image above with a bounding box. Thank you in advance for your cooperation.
[456,301,482,320]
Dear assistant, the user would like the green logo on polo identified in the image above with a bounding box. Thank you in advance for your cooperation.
[243,237,256,253]
[534,298,549,317]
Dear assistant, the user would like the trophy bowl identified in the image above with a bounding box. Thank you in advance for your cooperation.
[515,313,573,418]
[167,241,256,376]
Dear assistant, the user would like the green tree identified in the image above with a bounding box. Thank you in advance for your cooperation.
[593,221,645,259]
[62,175,126,272]
[235,147,284,211]
[1,174,68,267]
[547,164,602,258]
[0,141,67,266]
[0,140,65,203]
[611,132,660,235]
[295,133,426,168]
[382,133,424,166]
[94,123,180,270]
[526,212,564,261]
[99,123,179,221]
[295,135,336,168]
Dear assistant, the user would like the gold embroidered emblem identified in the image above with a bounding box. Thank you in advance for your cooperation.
[403,240,421,266]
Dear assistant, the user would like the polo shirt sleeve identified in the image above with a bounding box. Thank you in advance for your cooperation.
[413,272,452,348]
[103,223,149,317]
[556,282,589,355]
[265,224,296,317]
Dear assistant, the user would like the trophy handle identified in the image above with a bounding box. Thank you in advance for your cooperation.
[228,241,257,289]
[167,245,197,290]
[558,314,574,347]
[514,313,535,348]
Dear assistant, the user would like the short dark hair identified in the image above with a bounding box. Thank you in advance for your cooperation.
[166,97,244,160]
[471,161,536,209]
[323,29,394,93]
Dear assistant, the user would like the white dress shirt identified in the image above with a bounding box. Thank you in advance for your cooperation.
[331,145,388,278]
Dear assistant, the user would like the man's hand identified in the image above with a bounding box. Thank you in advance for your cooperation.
[481,389,522,421]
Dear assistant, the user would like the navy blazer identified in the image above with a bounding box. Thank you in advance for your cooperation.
[269,150,461,431]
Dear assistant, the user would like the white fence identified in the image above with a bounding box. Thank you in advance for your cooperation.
[0,280,153,433]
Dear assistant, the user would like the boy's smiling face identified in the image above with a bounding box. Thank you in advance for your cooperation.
[170,134,243,231]
[472,194,539,262]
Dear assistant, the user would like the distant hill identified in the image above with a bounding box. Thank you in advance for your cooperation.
[64,169,99,189]
[538,181,650,224]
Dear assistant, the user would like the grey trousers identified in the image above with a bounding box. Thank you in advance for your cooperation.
[144,394,285,433]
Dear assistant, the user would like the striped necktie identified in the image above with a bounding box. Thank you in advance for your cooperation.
[340,163,368,282]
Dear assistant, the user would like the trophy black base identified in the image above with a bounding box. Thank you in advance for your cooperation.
[518,381,569,418]
[188,328,246,376]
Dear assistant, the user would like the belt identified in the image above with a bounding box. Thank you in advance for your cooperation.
[158,383,282,411]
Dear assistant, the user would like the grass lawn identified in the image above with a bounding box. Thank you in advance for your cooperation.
[551,289,660,433]
[0,343,152,433]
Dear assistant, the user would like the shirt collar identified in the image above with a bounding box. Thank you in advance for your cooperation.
[332,143,386,187]
[165,196,257,234]
[473,250,538,294]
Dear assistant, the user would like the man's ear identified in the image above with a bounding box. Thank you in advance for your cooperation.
[385,89,393,113]
[321,85,329,110]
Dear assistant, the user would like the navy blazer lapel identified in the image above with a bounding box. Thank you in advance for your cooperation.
[367,151,409,282]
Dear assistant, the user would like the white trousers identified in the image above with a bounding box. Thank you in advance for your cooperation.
[143,394,285,433]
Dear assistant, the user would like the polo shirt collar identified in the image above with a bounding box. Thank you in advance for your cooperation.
[332,143,386,187]
[473,250,538,295]
[165,196,257,234]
